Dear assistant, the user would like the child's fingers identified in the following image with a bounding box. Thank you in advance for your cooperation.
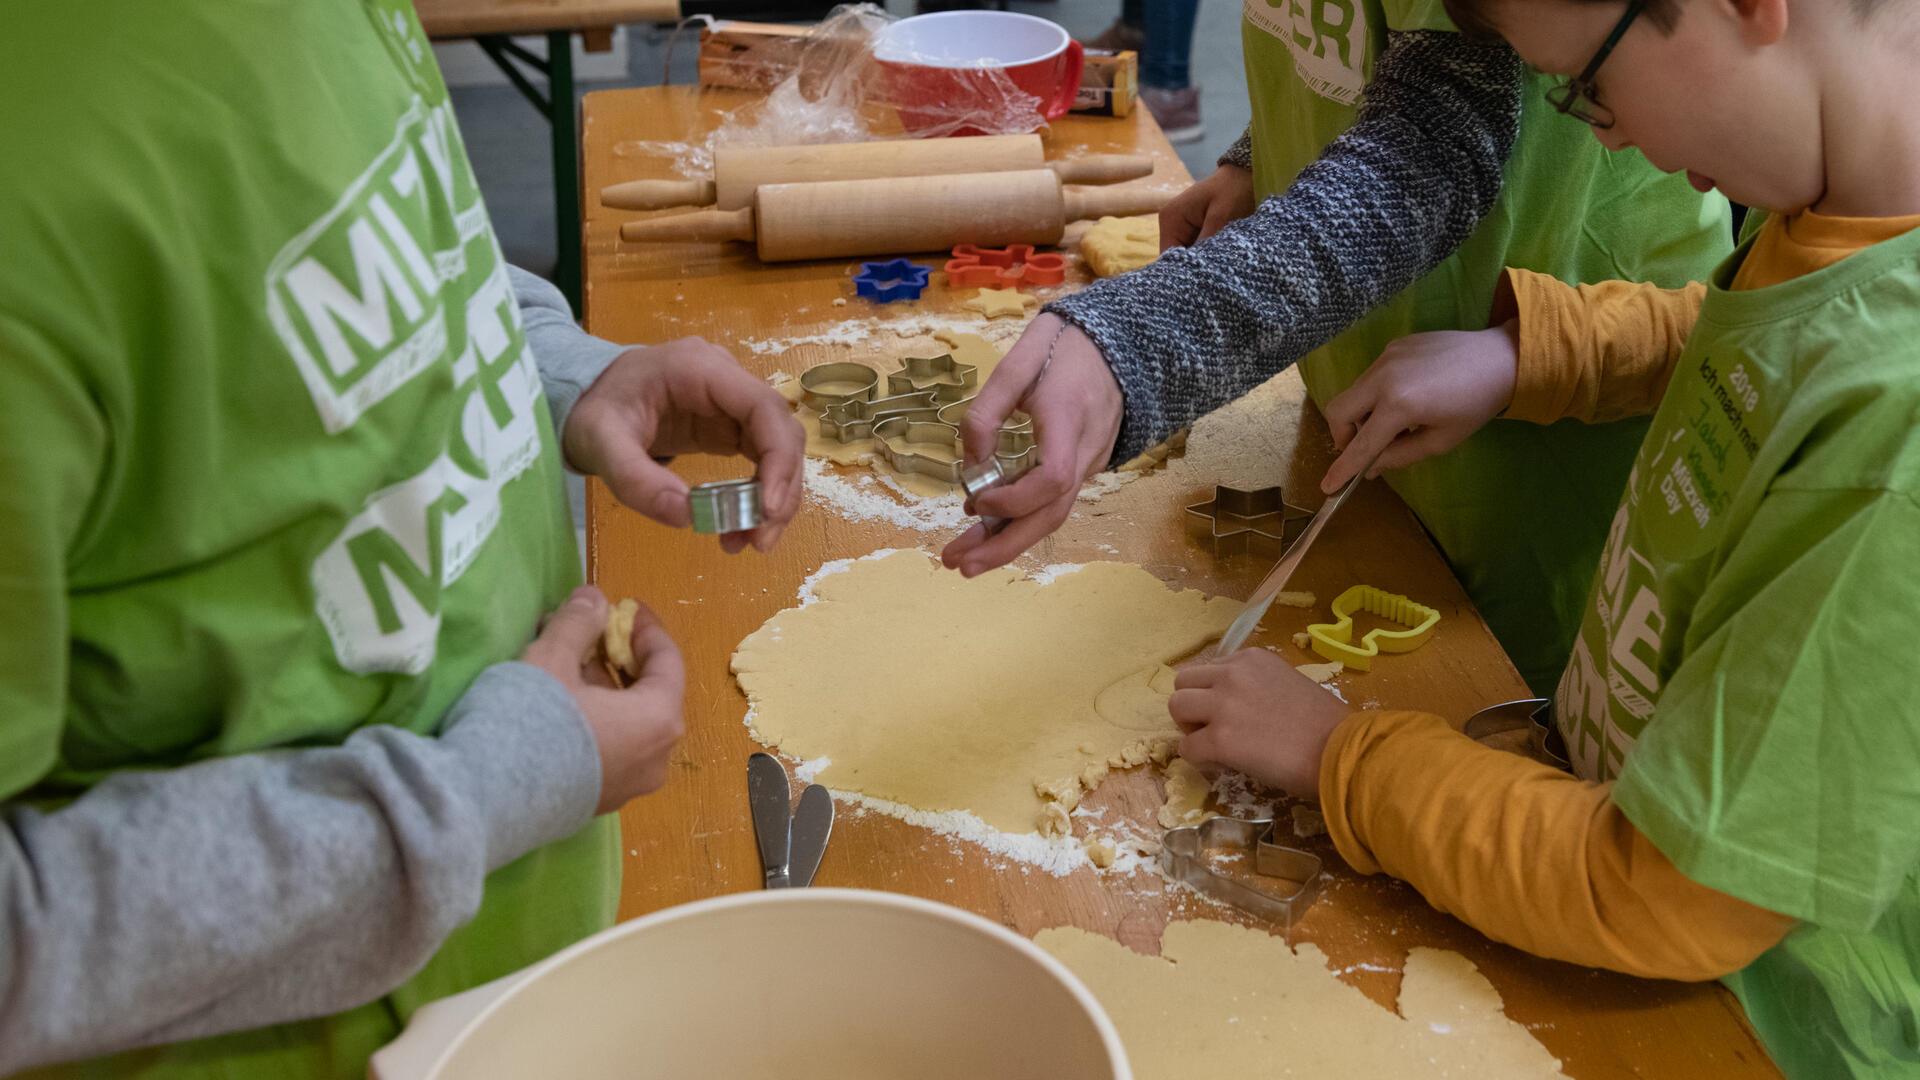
[1371,426,1459,476]
[1178,724,1224,767]
[1168,688,1212,732]
[1321,410,1407,494]
[1172,663,1221,690]
[597,440,694,528]
[522,586,608,673]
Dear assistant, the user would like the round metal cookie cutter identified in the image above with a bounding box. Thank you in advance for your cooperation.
[689,478,763,534]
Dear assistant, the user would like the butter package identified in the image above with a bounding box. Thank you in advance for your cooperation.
[1073,49,1137,118]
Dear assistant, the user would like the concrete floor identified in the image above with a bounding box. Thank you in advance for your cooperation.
[447,0,1250,282]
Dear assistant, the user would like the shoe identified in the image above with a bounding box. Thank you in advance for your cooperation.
[1141,85,1203,144]
[1086,19,1145,53]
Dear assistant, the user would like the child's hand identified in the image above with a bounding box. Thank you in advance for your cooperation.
[1160,164,1257,249]
[940,314,1124,577]
[1171,649,1350,797]
[522,587,686,814]
[564,338,804,553]
[1320,321,1520,494]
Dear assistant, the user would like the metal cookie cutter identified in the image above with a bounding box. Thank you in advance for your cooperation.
[870,417,966,484]
[944,243,1069,288]
[1464,697,1571,770]
[887,353,977,402]
[961,449,1041,534]
[688,478,762,534]
[1185,485,1313,558]
[798,361,879,412]
[852,258,933,303]
[1161,817,1324,930]
[1306,584,1441,671]
[817,389,941,443]
[934,396,1034,436]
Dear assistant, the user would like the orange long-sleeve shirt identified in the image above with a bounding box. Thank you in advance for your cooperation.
[1317,209,1920,980]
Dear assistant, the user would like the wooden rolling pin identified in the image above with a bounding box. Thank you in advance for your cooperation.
[601,134,1154,211]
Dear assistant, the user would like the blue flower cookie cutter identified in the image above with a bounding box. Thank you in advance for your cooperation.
[853,259,933,303]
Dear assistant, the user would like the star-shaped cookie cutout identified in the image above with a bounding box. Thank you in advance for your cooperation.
[963,287,1038,320]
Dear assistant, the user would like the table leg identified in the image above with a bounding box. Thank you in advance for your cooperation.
[547,30,582,315]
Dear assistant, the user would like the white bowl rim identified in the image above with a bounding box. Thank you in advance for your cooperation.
[420,886,1132,1079]
[874,10,1070,68]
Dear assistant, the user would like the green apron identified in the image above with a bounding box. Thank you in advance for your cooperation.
[1240,0,1732,692]
[4,2,620,1075]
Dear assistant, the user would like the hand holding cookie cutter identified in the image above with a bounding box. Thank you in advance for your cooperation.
[1306,585,1441,671]
[1161,817,1324,930]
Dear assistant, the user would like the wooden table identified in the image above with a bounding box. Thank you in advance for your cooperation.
[581,85,1780,1079]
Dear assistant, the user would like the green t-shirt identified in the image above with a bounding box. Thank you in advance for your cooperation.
[1239,0,1733,692]
[1564,222,1920,1078]
[1,2,617,1075]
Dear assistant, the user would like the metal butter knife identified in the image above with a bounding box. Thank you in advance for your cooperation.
[746,752,834,889]
[1208,448,1383,660]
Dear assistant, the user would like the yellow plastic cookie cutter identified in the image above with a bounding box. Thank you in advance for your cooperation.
[1306,585,1441,671]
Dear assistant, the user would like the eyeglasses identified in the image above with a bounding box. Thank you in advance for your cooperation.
[1545,0,1646,129]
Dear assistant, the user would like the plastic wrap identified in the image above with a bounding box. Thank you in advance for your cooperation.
[620,4,1050,177]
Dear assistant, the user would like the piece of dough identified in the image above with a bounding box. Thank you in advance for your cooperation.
[1156,758,1213,828]
[732,552,1237,833]
[1081,215,1160,277]
[1292,631,1314,649]
[1084,837,1118,868]
[1292,803,1327,838]
[1093,664,1182,731]
[602,598,639,680]
[1275,590,1315,608]
[1296,660,1344,684]
[1037,922,1566,1079]
[963,287,1037,319]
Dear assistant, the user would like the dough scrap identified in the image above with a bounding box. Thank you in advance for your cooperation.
[1296,660,1345,684]
[1038,801,1072,837]
[1156,758,1214,828]
[1036,922,1566,1079]
[1081,215,1160,277]
[602,599,639,680]
[1292,803,1327,838]
[1084,837,1119,868]
[962,286,1037,319]
[1275,590,1316,608]
[732,552,1237,833]
[1292,631,1314,649]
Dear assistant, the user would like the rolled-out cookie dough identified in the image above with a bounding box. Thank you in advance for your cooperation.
[1037,921,1566,1079]
[1081,215,1160,277]
[732,552,1236,834]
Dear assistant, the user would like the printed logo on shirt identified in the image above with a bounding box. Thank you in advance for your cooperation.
[1245,0,1369,106]
[310,259,547,675]
[265,97,489,434]
[1554,347,1776,781]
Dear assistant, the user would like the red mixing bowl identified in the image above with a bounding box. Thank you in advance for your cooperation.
[875,11,1085,136]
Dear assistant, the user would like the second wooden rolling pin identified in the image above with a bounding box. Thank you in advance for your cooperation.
[602,134,1153,211]
[617,168,1171,262]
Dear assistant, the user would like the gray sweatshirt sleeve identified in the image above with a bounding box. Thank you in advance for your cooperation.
[0,662,602,1073]
[1218,126,1254,172]
[510,264,625,437]
[1048,30,1525,464]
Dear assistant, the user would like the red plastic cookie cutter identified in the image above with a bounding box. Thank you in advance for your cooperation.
[943,244,1068,288]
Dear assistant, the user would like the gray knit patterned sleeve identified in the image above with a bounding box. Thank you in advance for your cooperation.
[1048,30,1525,464]
[1217,126,1254,171]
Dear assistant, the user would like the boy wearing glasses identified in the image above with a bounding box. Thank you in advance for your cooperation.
[1171,0,1920,1075]
[942,0,1728,701]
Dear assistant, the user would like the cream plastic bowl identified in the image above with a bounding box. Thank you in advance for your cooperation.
[369,888,1131,1080]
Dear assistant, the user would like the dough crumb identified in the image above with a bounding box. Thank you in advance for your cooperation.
[1035,775,1081,811]
[1275,591,1316,609]
[1148,735,1179,766]
[1157,758,1214,829]
[1296,660,1344,684]
[1292,631,1313,650]
[1110,737,1154,769]
[1079,761,1110,789]
[1084,837,1118,868]
[602,599,640,682]
[1291,803,1327,838]
[831,297,847,306]
[1038,801,1072,837]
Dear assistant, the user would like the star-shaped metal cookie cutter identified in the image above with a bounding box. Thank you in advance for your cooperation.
[944,243,1068,288]
[852,259,933,303]
[1184,485,1313,557]
[886,353,976,402]
[1161,817,1324,931]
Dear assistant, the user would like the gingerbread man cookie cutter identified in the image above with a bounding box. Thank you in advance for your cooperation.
[1184,485,1313,558]
[870,417,967,483]
[943,243,1068,288]
[1161,817,1324,932]
[1306,585,1441,672]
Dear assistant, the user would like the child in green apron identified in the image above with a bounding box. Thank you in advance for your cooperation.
[944,0,1730,695]
[0,2,801,1074]
[1169,0,1920,1074]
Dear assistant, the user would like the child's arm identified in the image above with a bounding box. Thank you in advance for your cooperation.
[510,265,624,436]
[1499,268,1707,425]
[1321,712,1795,979]
[1045,30,1527,464]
